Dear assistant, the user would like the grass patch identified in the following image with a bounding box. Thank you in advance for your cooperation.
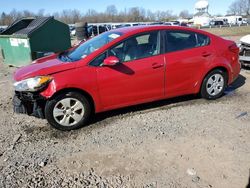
[202,25,250,37]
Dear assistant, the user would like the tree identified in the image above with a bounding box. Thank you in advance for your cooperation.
[155,10,175,21]
[0,12,6,25]
[227,0,250,15]
[244,0,250,15]
[22,10,34,17]
[146,10,156,21]
[106,5,118,16]
[37,9,45,17]
[128,7,142,22]
[179,10,192,19]
[71,9,82,23]
[0,6,185,25]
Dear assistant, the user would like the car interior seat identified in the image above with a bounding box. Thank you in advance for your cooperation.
[123,38,138,62]
[148,33,159,55]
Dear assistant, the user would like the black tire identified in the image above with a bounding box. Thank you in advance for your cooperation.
[200,69,228,100]
[45,92,91,131]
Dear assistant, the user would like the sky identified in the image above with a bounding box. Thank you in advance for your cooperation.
[0,0,235,15]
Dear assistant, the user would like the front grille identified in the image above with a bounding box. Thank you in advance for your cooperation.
[240,49,250,56]
[245,50,250,56]
[15,91,44,101]
[240,43,250,56]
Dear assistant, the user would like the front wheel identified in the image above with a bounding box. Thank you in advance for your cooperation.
[45,92,91,131]
[200,69,227,100]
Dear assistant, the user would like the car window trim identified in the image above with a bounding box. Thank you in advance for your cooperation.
[88,30,164,67]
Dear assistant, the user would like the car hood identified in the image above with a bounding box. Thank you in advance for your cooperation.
[14,55,77,81]
[240,35,250,45]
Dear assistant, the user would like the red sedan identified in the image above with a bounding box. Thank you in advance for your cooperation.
[13,26,240,130]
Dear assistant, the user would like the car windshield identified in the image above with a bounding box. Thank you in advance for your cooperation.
[59,31,123,62]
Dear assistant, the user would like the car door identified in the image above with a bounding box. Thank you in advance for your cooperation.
[163,30,213,97]
[92,31,166,110]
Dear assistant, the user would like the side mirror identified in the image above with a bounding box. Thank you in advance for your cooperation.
[103,56,119,66]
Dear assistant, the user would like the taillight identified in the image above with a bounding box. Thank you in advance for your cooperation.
[229,43,239,54]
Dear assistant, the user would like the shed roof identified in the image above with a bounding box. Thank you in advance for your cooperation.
[15,17,52,36]
[0,17,53,37]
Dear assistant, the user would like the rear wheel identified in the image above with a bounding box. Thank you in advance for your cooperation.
[200,69,227,100]
[45,92,91,131]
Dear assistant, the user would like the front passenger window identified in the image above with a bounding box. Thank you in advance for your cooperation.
[89,52,107,66]
[108,31,160,63]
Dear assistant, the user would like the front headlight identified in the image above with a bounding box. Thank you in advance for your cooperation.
[14,76,53,92]
[238,43,245,53]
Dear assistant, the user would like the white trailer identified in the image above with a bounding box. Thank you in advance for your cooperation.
[215,16,243,25]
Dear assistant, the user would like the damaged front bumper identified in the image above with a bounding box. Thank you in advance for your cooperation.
[13,91,46,119]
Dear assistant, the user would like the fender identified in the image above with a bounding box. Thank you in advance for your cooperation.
[39,68,102,113]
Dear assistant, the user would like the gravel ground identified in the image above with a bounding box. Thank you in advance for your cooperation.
[0,59,250,187]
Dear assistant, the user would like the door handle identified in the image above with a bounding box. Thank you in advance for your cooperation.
[202,52,211,57]
[152,63,164,69]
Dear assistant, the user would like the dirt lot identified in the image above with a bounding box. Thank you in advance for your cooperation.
[0,40,250,187]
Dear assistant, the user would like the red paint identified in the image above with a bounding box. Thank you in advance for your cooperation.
[103,56,120,66]
[14,26,241,113]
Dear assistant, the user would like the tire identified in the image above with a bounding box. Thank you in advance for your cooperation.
[200,69,228,100]
[45,92,91,131]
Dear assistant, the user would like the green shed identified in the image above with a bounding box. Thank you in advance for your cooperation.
[0,17,71,67]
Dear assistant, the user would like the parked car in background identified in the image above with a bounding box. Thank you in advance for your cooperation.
[149,22,164,25]
[164,21,180,26]
[70,27,76,36]
[0,26,7,33]
[214,16,243,25]
[13,26,240,131]
[239,34,250,67]
[210,20,224,26]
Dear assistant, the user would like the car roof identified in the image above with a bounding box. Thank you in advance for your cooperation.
[112,25,213,37]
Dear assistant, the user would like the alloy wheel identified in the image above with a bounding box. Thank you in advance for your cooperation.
[53,98,85,126]
[206,73,224,96]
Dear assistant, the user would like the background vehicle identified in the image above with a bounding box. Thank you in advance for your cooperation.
[69,26,76,36]
[214,16,243,25]
[239,34,250,67]
[13,26,240,131]
[164,21,180,26]
[210,20,224,26]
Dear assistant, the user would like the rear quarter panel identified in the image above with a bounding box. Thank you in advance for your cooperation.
[193,35,236,93]
[211,36,240,84]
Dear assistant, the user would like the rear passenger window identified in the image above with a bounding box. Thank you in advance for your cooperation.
[165,31,210,53]
[197,33,210,47]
